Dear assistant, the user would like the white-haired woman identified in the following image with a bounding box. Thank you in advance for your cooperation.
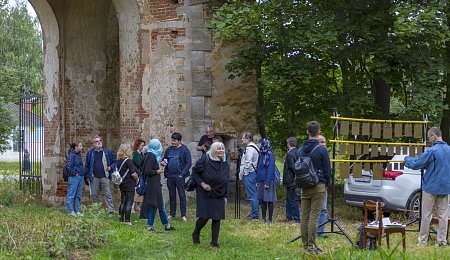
[191,141,229,247]
[116,143,138,225]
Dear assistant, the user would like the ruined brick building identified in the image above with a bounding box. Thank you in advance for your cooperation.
[29,0,255,205]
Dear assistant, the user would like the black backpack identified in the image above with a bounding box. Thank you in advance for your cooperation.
[294,144,321,188]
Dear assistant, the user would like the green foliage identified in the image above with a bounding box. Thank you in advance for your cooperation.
[0,1,43,103]
[0,99,16,153]
[211,0,450,149]
[0,176,21,206]
[0,1,41,153]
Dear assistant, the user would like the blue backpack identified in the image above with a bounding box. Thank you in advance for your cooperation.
[136,154,150,196]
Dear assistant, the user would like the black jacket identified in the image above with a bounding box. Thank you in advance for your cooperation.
[282,147,297,188]
[299,139,331,185]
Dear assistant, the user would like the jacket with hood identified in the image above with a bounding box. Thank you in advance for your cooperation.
[298,139,331,185]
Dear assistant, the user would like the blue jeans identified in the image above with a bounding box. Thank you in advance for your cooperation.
[167,175,187,217]
[285,186,300,221]
[243,171,259,218]
[147,199,169,227]
[317,191,328,236]
[66,175,84,213]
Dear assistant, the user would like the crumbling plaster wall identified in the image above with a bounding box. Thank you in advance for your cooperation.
[35,0,256,205]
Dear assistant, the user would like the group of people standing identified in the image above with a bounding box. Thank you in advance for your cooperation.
[240,121,331,253]
[63,130,229,246]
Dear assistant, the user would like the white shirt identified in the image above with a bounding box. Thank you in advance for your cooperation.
[239,142,260,180]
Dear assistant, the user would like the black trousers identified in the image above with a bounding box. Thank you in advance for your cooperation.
[193,217,221,245]
[119,190,135,222]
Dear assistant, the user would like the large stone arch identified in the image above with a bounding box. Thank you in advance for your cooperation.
[31,0,256,206]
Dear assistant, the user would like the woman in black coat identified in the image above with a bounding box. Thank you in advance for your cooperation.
[143,139,175,232]
[116,144,138,225]
[192,141,229,247]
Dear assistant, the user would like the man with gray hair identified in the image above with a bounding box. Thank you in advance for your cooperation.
[197,126,215,154]
[282,137,300,222]
[405,127,450,246]
[85,135,117,213]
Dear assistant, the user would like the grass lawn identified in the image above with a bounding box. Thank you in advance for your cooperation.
[0,162,19,176]
[1,179,450,260]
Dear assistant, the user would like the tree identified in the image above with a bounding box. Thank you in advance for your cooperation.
[212,0,449,148]
[0,1,42,152]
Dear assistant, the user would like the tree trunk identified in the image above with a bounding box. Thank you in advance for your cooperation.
[372,79,391,119]
[442,2,450,143]
[441,85,450,142]
[256,66,266,138]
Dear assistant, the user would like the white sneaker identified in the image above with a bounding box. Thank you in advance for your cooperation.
[168,215,175,221]
[69,212,77,217]
[76,212,84,217]
[181,216,187,222]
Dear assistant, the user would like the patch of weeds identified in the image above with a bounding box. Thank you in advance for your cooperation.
[0,176,21,206]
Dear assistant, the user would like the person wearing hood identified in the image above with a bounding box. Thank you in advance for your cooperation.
[299,121,330,254]
[66,141,85,216]
[256,138,277,224]
[144,139,175,232]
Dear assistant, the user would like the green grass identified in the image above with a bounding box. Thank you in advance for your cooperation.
[1,181,450,259]
[0,162,19,176]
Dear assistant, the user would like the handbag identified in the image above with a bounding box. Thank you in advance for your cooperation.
[184,176,197,191]
[185,156,210,191]
[111,158,129,185]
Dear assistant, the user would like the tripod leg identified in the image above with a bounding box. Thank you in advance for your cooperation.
[333,220,354,245]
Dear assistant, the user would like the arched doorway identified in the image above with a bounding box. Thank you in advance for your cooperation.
[29,0,140,204]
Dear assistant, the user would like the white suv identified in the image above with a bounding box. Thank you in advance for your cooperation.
[344,153,421,218]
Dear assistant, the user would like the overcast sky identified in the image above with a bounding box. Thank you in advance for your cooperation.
[8,0,37,17]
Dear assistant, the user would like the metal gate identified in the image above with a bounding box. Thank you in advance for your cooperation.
[19,86,44,195]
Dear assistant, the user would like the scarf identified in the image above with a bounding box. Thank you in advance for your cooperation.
[147,139,163,164]
[260,138,272,167]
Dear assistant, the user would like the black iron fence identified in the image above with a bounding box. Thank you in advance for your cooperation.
[19,86,43,195]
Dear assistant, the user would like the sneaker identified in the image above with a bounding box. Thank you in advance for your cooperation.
[164,226,176,232]
[147,226,155,232]
[167,215,175,221]
[182,216,187,222]
[417,241,427,247]
[267,220,272,224]
[69,212,77,217]
[124,222,132,226]
[437,241,448,247]
[313,247,325,254]
[76,212,84,217]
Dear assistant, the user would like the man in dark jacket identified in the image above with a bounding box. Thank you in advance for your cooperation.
[299,121,330,254]
[282,137,300,222]
[163,132,192,222]
[85,135,117,213]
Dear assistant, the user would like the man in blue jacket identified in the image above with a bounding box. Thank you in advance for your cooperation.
[85,135,117,213]
[405,127,450,247]
[163,132,192,222]
[300,121,330,254]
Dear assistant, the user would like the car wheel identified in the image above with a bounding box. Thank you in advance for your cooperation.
[406,192,421,219]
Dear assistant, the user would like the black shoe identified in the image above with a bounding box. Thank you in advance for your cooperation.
[210,242,220,248]
[164,226,176,232]
[192,232,200,245]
